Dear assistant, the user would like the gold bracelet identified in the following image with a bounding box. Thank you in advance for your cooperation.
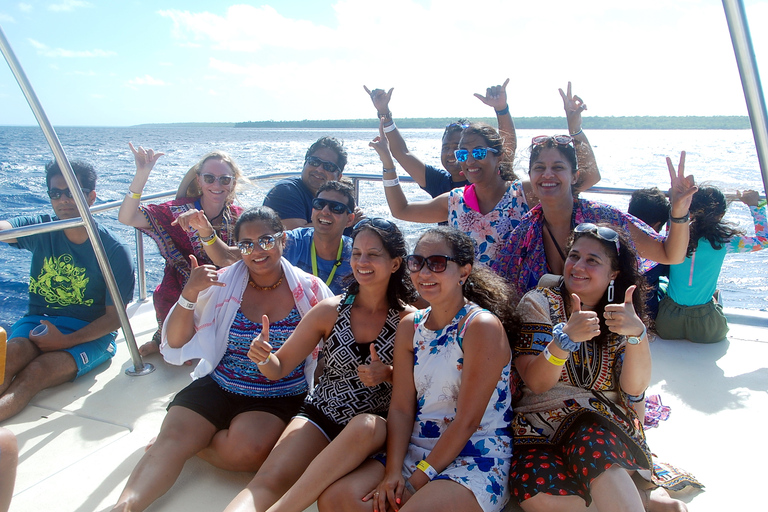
[543,346,567,366]
[127,190,141,199]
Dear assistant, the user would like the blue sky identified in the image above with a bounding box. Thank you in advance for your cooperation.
[0,0,766,126]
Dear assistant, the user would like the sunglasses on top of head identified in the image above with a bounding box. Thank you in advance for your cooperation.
[312,198,351,215]
[305,156,341,174]
[405,254,458,273]
[353,217,397,232]
[237,232,283,254]
[47,187,92,200]
[454,147,499,162]
[199,173,234,186]
[531,135,574,147]
[573,223,621,255]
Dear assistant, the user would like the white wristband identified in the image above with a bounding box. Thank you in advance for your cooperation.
[383,122,397,133]
[177,295,196,310]
[383,177,400,187]
[256,353,271,366]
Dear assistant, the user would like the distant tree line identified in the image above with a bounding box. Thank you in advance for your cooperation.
[233,116,750,130]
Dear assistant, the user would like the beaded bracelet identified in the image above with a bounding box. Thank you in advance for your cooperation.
[552,322,581,352]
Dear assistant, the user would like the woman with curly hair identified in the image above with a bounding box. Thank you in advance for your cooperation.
[656,186,767,343]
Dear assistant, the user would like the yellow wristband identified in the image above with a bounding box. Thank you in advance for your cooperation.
[127,190,141,199]
[416,459,438,480]
[543,346,567,366]
[256,352,271,366]
[201,233,217,246]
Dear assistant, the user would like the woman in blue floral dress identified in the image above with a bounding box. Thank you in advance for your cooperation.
[324,227,519,512]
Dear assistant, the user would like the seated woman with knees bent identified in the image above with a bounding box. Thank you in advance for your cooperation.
[223,218,417,512]
[511,223,691,511]
[112,207,333,512]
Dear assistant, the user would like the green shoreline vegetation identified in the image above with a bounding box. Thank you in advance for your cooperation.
[131,116,750,130]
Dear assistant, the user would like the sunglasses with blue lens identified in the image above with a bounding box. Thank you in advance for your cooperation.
[454,147,499,162]
[405,254,457,273]
[237,232,283,254]
[47,187,92,200]
[353,217,397,232]
[312,197,351,215]
[305,156,341,174]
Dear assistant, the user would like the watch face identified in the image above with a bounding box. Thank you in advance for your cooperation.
[627,336,641,345]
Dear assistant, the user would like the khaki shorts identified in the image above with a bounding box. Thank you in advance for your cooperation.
[655,296,728,343]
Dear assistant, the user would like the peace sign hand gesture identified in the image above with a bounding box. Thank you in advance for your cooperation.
[667,151,697,218]
[558,82,587,135]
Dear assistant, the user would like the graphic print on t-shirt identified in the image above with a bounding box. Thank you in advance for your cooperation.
[29,254,93,308]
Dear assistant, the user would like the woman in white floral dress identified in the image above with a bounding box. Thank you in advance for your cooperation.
[322,227,519,512]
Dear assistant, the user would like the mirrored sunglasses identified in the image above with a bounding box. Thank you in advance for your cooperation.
[47,187,92,200]
[454,147,499,162]
[531,135,574,146]
[199,173,234,186]
[405,254,457,273]
[353,217,397,232]
[573,223,621,255]
[445,122,470,129]
[305,156,341,174]
[237,232,283,254]
[312,197,351,215]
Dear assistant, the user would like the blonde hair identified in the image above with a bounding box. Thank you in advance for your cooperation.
[182,151,243,202]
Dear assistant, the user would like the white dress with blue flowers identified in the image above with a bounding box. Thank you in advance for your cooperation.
[404,303,513,512]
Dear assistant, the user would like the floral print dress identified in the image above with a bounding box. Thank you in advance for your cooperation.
[404,303,514,512]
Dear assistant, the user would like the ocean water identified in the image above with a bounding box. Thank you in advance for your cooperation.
[0,125,766,331]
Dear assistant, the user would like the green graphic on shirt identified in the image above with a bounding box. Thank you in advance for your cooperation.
[30,254,93,308]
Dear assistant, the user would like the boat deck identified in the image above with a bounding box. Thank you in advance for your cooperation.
[2,298,766,511]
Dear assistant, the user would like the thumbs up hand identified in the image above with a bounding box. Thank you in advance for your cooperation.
[562,293,601,342]
[357,344,393,387]
[248,315,274,365]
[604,285,646,337]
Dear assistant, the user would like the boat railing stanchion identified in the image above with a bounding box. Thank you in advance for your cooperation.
[135,229,149,302]
[0,23,154,376]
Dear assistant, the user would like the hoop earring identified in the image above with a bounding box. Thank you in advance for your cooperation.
[607,279,615,303]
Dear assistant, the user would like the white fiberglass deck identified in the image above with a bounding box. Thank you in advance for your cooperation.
[2,298,766,511]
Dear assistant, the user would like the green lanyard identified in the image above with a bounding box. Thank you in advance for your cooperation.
[311,237,344,287]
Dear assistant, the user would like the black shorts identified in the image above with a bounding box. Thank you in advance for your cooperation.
[168,375,306,430]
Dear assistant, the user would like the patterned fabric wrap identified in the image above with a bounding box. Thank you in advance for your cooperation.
[139,197,242,321]
[304,293,399,425]
[447,180,529,267]
[511,287,651,469]
[492,198,662,300]
[405,303,514,512]
[210,308,308,397]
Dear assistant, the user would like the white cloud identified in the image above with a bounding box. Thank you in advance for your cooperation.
[128,75,168,86]
[48,0,91,12]
[18,3,32,12]
[0,13,16,22]
[28,38,116,58]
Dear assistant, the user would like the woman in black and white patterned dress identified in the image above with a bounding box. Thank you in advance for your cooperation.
[223,218,417,512]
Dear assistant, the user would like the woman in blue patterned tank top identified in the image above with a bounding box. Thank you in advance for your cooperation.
[223,218,418,512]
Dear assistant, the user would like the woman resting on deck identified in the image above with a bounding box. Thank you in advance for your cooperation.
[511,223,691,512]
[223,217,417,512]
[370,83,600,267]
[112,207,333,512]
[118,143,244,355]
[656,186,768,343]
[492,139,697,303]
[319,226,517,512]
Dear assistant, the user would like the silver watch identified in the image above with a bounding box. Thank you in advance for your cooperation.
[627,324,647,345]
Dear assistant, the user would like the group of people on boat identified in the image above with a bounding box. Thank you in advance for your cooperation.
[1,79,766,512]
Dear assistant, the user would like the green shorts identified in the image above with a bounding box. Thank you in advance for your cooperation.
[655,296,728,343]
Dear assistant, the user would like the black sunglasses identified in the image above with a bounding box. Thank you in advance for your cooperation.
[305,156,341,174]
[573,223,621,255]
[237,232,283,254]
[47,187,92,200]
[353,217,396,232]
[405,254,458,273]
[312,197,351,215]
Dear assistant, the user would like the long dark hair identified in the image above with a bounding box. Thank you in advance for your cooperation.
[528,138,582,195]
[687,185,744,257]
[346,219,417,311]
[460,123,517,181]
[563,224,651,343]
[414,227,519,342]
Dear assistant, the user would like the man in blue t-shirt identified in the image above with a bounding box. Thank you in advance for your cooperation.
[283,181,355,295]
[0,160,135,421]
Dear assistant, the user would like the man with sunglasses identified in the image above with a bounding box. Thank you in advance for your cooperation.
[264,136,362,234]
[0,160,134,422]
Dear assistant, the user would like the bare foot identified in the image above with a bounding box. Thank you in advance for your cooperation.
[138,340,160,356]
[642,488,688,512]
[145,436,158,452]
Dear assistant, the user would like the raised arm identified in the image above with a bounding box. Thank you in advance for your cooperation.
[726,189,768,252]
[369,120,450,224]
[474,78,516,159]
[560,82,600,191]
[364,85,430,187]
[630,152,696,264]
[118,143,166,229]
